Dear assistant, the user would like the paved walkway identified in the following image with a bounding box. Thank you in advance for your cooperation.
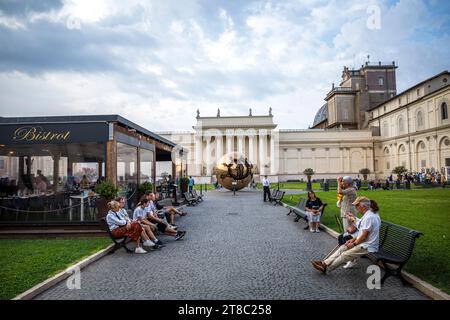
[35,189,427,300]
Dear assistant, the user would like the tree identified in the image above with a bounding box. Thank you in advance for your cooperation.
[303,168,315,183]
[359,168,371,181]
[392,166,408,182]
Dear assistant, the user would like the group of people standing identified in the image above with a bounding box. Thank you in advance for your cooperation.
[106,192,187,254]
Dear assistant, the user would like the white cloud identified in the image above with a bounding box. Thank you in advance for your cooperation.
[0,0,449,131]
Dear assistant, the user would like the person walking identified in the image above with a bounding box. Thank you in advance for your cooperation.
[262,175,271,202]
[188,176,195,193]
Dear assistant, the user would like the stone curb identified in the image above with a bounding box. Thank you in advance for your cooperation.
[281,201,450,301]
[12,243,115,300]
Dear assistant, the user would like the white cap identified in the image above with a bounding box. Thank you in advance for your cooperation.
[342,176,353,183]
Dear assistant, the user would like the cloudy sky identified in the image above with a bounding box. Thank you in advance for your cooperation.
[0,0,449,131]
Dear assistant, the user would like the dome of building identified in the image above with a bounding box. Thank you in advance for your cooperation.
[313,103,328,126]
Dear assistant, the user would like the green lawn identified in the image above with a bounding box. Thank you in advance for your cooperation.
[0,237,110,300]
[256,182,322,190]
[193,184,216,191]
[284,189,450,294]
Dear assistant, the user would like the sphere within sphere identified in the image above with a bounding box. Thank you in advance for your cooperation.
[214,152,255,191]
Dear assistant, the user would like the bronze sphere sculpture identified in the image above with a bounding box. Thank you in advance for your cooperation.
[214,152,255,191]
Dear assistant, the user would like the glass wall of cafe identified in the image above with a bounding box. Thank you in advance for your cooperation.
[0,123,155,223]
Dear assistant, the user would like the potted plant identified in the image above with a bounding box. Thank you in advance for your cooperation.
[180,177,190,193]
[138,181,153,199]
[359,168,371,181]
[303,168,315,191]
[94,180,119,219]
[392,166,408,182]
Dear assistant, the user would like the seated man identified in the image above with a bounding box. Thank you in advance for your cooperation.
[152,192,187,223]
[140,195,186,244]
[311,196,381,274]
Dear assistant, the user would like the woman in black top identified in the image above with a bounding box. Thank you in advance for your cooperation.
[305,191,324,233]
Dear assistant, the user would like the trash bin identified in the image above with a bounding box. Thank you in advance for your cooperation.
[323,182,329,192]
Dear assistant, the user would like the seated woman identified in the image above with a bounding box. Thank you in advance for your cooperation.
[305,191,324,233]
[106,200,152,254]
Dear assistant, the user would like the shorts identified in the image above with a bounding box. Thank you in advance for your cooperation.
[308,212,321,222]
[157,222,168,232]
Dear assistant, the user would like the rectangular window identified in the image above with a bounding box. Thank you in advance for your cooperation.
[0,159,4,169]
[139,148,154,185]
[117,142,138,208]
[417,88,421,97]
[386,161,390,170]
[421,160,427,168]
[378,77,384,85]
[445,158,450,167]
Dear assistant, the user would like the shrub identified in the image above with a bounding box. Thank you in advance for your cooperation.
[94,180,119,201]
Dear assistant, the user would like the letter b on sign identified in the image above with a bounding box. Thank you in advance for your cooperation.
[366,265,381,289]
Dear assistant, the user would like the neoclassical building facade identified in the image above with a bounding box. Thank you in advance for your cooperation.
[158,68,450,183]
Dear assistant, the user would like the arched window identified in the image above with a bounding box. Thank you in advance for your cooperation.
[442,102,448,120]
[398,116,405,135]
[416,110,424,129]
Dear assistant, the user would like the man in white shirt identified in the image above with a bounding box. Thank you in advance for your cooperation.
[262,175,271,202]
[311,196,381,274]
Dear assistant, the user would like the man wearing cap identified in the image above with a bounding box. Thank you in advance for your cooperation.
[311,196,381,274]
[337,176,357,232]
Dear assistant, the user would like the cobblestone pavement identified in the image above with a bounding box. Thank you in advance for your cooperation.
[35,189,428,300]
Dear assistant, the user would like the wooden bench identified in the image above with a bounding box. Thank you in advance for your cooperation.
[183,192,198,206]
[286,197,328,230]
[99,217,134,253]
[368,220,422,285]
[270,190,285,206]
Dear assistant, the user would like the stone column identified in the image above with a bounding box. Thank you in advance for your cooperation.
[226,129,234,155]
[205,135,211,176]
[433,135,439,169]
[216,133,223,164]
[258,129,267,175]
[238,135,244,155]
[248,132,255,163]
[195,134,202,176]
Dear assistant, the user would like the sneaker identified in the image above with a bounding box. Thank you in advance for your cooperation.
[143,240,155,247]
[343,260,358,269]
[170,224,178,230]
[153,244,162,249]
[175,231,186,241]
[135,247,147,254]
[154,240,165,247]
[310,228,315,233]
[315,229,320,233]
